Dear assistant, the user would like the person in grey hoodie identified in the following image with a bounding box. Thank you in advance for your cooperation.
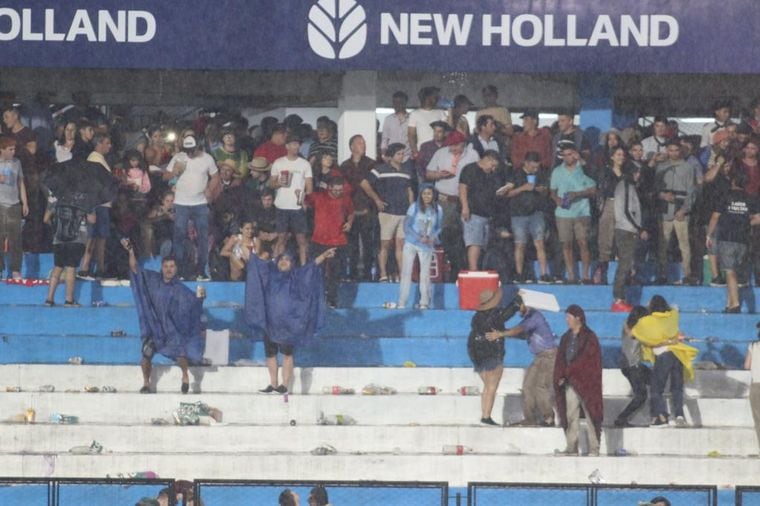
[654,140,697,285]
[611,163,649,312]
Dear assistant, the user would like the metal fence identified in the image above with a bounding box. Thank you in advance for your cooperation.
[0,477,174,506]
[194,479,449,506]
[736,486,760,506]
[468,482,717,506]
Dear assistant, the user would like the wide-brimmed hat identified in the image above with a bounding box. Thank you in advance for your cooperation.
[248,156,271,172]
[217,159,237,172]
[477,289,502,311]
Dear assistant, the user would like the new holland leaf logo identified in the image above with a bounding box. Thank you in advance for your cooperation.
[308,0,367,60]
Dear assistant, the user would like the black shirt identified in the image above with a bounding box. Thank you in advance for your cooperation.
[508,167,550,217]
[716,189,759,245]
[459,162,505,218]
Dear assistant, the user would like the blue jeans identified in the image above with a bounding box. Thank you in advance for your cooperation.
[398,242,433,308]
[650,351,684,419]
[173,204,209,278]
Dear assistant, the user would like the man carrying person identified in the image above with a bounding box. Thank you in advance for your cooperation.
[487,297,558,427]
[123,239,205,394]
[270,134,313,266]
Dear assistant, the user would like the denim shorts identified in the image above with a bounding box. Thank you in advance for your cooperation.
[275,208,307,234]
[462,214,489,247]
[718,240,747,272]
[87,205,111,239]
[511,211,546,244]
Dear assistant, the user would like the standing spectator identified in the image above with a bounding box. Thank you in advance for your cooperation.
[459,150,504,271]
[308,486,330,506]
[551,111,585,165]
[446,94,473,137]
[252,189,278,258]
[737,139,760,284]
[123,240,204,394]
[0,137,28,279]
[476,85,513,137]
[654,140,698,285]
[339,134,377,281]
[270,134,313,266]
[469,291,521,425]
[308,119,338,165]
[2,106,34,150]
[641,116,671,164]
[144,125,172,167]
[700,100,734,149]
[408,86,445,159]
[381,91,410,160]
[415,121,450,181]
[707,171,760,313]
[511,110,553,170]
[306,176,354,308]
[701,151,732,287]
[594,146,627,285]
[361,143,413,282]
[78,133,113,279]
[70,120,95,161]
[254,124,287,165]
[54,121,77,163]
[550,141,596,283]
[554,304,603,456]
[507,151,551,283]
[590,129,624,172]
[220,219,258,281]
[246,248,336,395]
[164,134,219,280]
[491,298,558,427]
[612,163,649,312]
[297,123,315,160]
[398,183,442,309]
[246,156,273,196]
[212,129,249,181]
[744,323,760,455]
[469,114,505,161]
[425,130,480,277]
[631,295,697,427]
[613,306,650,427]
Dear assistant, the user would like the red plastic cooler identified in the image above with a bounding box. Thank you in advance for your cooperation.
[456,271,500,310]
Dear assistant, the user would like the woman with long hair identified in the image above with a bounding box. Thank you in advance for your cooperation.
[594,146,627,285]
[54,121,77,163]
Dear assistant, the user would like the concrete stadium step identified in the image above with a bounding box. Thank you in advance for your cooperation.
[1,423,756,457]
[2,280,757,313]
[0,392,754,427]
[1,452,759,487]
[0,365,749,399]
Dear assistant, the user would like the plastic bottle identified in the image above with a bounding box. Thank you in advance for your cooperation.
[322,386,355,395]
[68,356,83,365]
[561,192,571,209]
[418,386,441,395]
[458,386,480,396]
[317,412,357,425]
[442,445,473,455]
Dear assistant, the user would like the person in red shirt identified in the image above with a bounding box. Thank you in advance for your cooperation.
[306,176,354,308]
[253,124,287,165]
[511,110,553,170]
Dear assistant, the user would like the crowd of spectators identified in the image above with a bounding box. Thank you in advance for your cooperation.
[1,88,760,311]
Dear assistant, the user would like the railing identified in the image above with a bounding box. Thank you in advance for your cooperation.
[0,477,174,506]
[736,486,760,506]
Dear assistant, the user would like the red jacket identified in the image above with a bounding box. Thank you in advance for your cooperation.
[306,191,354,246]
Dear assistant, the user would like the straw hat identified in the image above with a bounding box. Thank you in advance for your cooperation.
[248,156,271,173]
[477,289,502,311]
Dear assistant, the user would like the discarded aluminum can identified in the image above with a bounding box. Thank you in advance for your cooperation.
[196,285,206,299]
[25,408,35,424]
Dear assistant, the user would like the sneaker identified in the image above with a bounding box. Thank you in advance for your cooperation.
[581,278,594,285]
[613,419,634,428]
[611,300,634,313]
[675,415,687,428]
[722,306,741,314]
[196,275,210,282]
[76,271,94,281]
[650,415,669,427]
[682,276,700,286]
[709,275,727,287]
[275,384,288,394]
[480,417,499,426]
[63,301,81,308]
[512,273,526,284]
[259,385,276,394]
[538,275,553,284]
[139,386,152,394]
[327,302,337,309]
[43,300,55,307]
[553,276,565,284]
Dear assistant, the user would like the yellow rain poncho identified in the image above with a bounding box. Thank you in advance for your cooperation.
[631,309,698,381]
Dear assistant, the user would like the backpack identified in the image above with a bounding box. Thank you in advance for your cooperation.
[53,205,87,243]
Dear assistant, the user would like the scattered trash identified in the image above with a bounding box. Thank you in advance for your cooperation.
[50,413,79,424]
[5,278,48,286]
[588,469,605,484]
[361,384,397,395]
[403,361,416,368]
[707,450,721,458]
[68,356,83,365]
[107,471,158,479]
[69,440,103,455]
[101,386,117,393]
[172,401,222,426]
[382,302,397,309]
[290,419,297,426]
[317,411,356,425]
[110,330,126,337]
[311,444,337,456]
[458,386,480,396]
[151,418,170,425]
[92,301,108,307]
[25,408,35,424]
[38,385,55,393]
[5,386,21,392]
[65,389,80,393]
[85,386,100,393]
[442,445,473,455]
[615,448,636,456]
[417,386,441,395]
[322,385,355,395]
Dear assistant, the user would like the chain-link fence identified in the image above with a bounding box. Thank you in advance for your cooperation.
[195,480,448,506]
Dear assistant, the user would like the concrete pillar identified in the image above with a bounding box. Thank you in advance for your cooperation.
[338,71,378,163]
[578,74,616,148]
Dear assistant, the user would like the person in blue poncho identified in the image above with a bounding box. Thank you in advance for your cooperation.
[123,239,205,394]
[245,248,336,394]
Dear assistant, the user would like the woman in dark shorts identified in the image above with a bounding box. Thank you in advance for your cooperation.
[467,290,521,426]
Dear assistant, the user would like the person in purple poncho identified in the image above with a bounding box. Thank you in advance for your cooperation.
[123,239,204,394]
[245,248,336,394]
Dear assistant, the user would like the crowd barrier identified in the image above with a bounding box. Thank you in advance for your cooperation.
[736,486,760,506]
[0,478,724,505]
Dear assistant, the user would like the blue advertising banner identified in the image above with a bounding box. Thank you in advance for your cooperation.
[0,0,758,73]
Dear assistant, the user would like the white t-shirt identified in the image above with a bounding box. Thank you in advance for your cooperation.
[167,151,218,206]
[748,341,760,383]
[408,108,446,148]
[271,156,313,210]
